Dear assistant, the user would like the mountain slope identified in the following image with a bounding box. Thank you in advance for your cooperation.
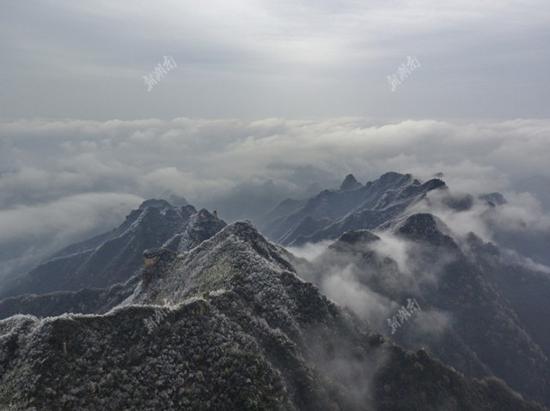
[0,222,545,410]
[0,276,138,320]
[466,234,550,359]
[1,200,225,298]
[301,213,550,406]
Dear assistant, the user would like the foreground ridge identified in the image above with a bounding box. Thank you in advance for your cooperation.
[0,222,545,410]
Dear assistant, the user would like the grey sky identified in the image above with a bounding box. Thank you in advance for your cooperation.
[1,1,550,283]
[1,0,549,120]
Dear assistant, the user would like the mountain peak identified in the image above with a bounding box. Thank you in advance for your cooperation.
[395,213,456,248]
[379,171,412,184]
[131,220,296,305]
[339,173,362,191]
[423,178,447,191]
[138,198,173,210]
[223,220,258,236]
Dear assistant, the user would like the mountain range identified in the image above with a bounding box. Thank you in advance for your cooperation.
[260,172,446,245]
[0,172,549,410]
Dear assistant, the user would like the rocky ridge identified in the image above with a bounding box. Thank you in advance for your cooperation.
[261,172,446,246]
[0,221,545,410]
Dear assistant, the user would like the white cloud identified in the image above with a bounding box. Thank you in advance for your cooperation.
[371,232,412,275]
[0,192,142,244]
[321,264,395,327]
[3,117,550,208]
[1,116,550,281]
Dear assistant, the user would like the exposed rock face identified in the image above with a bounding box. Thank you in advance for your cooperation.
[0,222,545,410]
[1,201,226,298]
[261,172,446,246]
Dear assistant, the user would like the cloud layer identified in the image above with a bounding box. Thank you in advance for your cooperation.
[2,117,550,203]
[1,117,550,280]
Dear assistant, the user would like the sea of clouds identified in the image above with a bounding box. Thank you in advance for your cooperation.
[1,117,549,283]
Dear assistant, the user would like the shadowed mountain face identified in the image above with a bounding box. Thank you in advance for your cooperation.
[466,234,550,360]
[0,222,544,410]
[297,213,550,407]
[260,172,447,246]
[1,200,226,299]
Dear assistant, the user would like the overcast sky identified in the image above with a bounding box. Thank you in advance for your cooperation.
[1,1,550,282]
[1,0,549,120]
